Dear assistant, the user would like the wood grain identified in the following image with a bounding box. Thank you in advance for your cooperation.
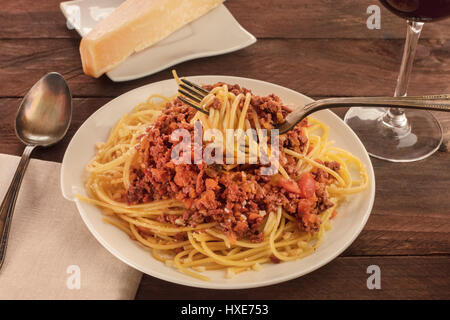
[1,38,450,98]
[135,256,450,300]
[1,0,450,40]
[1,0,449,300]
[1,98,448,258]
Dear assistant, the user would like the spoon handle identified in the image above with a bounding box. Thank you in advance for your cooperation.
[0,145,35,271]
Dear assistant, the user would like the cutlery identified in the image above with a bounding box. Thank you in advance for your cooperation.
[177,79,450,134]
[0,72,72,271]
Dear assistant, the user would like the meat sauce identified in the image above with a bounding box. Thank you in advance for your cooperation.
[126,83,340,242]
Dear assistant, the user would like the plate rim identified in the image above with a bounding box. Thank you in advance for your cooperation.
[59,1,257,82]
[61,75,376,289]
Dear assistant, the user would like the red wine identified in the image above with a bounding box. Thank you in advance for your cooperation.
[380,0,450,22]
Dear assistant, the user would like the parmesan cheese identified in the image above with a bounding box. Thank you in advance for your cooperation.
[80,0,224,77]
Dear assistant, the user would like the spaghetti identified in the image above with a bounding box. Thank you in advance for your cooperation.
[79,76,368,281]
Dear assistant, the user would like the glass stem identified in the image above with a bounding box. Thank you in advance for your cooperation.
[384,20,424,128]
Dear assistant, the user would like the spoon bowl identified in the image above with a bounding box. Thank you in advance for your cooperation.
[15,72,72,146]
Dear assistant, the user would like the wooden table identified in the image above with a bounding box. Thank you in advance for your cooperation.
[1,0,449,299]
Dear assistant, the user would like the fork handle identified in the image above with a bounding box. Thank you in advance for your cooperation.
[303,95,450,115]
[278,95,450,134]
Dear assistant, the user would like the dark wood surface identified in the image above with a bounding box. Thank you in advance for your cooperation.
[0,0,448,300]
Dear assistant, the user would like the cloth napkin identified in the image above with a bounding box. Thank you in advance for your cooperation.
[0,153,142,300]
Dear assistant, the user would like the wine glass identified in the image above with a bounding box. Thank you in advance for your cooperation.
[344,0,450,162]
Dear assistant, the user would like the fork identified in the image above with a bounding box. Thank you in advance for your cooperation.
[177,78,210,111]
[177,79,450,134]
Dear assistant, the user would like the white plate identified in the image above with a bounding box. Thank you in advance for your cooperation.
[60,0,256,82]
[61,76,375,289]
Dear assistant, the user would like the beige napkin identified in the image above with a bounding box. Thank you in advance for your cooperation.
[0,153,142,300]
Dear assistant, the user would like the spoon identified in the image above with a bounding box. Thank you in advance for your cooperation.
[0,72,72,270]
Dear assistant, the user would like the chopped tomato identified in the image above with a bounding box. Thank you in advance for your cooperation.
[227,231,237,245]
[298,172,316,198]
[183,198,194,209]
[233,221,249,235]
[331,209,338,219]
[297,198,313,216]
[277,177,301,194]
[205,178,218,190]
[248,213,261,222]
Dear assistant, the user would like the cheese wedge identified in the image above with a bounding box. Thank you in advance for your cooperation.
[80,0,224,78]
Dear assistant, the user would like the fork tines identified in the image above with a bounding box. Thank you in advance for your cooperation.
[177,79,209,114]
[181,79,209,95]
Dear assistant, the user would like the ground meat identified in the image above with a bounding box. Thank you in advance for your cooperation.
[249,232,264,243]
[325,161,340,172]
[270,254,281,264]
[282,123,308,153]
[211,97,221,109]
[126,84,336,240]
[204,83,289,127]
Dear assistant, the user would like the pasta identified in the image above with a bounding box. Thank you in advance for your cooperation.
[78,75,368,281]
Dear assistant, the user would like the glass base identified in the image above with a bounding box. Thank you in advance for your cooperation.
[344,107,443,162]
